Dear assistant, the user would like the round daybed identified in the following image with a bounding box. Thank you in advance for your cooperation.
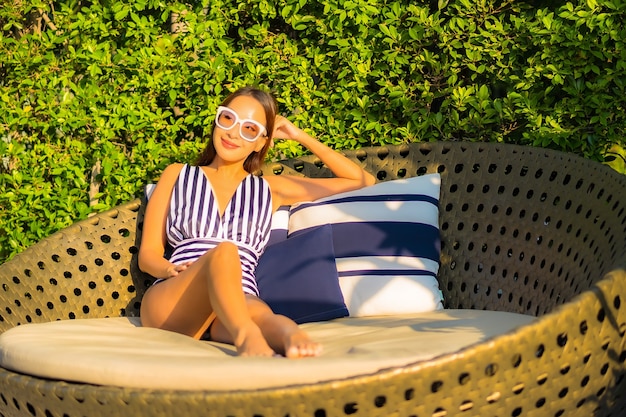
[0,141,624,417]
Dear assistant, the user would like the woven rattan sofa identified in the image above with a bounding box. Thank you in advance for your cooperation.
[0,141,624,417]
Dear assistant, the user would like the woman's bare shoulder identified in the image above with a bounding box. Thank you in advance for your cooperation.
[150,163,186,193]
[158,163,186,181]
[162,163,186,175]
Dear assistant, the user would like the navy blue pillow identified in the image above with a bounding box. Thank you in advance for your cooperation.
[256,224,348,324]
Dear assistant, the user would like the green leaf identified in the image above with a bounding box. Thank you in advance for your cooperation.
[114,7,129,20]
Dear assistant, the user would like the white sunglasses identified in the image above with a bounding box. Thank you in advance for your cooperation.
[214,106,267,142]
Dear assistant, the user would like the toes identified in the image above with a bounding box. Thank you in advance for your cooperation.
[285,342,322,358]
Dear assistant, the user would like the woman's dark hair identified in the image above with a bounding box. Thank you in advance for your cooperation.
[195,86,277,173]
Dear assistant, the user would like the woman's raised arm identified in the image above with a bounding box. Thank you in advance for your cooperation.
[266,116,375,207]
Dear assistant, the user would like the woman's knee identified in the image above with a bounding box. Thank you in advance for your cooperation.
[195,241,241,277]
[210,241,239,262]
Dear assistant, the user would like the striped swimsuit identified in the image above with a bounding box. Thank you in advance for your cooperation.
[166,164,273,296]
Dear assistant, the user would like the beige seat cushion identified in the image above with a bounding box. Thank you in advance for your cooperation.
[0,309,534,391]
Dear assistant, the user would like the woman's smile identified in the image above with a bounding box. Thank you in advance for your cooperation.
[220,136,240,150]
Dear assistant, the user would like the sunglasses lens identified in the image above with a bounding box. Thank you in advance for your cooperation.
[217,108,236,129]
[241,122,261,141]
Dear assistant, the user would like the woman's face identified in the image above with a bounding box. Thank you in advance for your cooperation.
[212,95,268,164]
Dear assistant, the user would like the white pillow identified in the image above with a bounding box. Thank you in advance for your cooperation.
[288,174,443,317]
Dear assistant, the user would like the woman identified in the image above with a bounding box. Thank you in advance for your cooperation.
[138,86,375,358]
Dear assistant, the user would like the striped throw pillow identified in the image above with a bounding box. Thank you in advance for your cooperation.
[288,174,443,317]
[266,205,290,246]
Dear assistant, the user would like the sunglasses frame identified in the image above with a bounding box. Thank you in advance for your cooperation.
[214,106,267,142]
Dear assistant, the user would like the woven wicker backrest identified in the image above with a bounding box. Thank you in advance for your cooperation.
[0,141,625,417]
[0,141,624,330]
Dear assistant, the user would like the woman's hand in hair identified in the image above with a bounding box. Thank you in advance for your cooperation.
[272,115,308,143]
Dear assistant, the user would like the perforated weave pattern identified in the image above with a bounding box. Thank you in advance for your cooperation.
[0,201,149,327]
[0,142,624,417]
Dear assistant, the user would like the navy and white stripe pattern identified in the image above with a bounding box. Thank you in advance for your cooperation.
[265,205,290,247]
[288,174,443,317]
[166,164,273,296]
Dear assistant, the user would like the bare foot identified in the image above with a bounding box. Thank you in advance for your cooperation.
[283,329,322,358]
[234,323,275,357]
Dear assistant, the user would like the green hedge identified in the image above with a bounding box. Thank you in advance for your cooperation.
[1,0,625,263]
